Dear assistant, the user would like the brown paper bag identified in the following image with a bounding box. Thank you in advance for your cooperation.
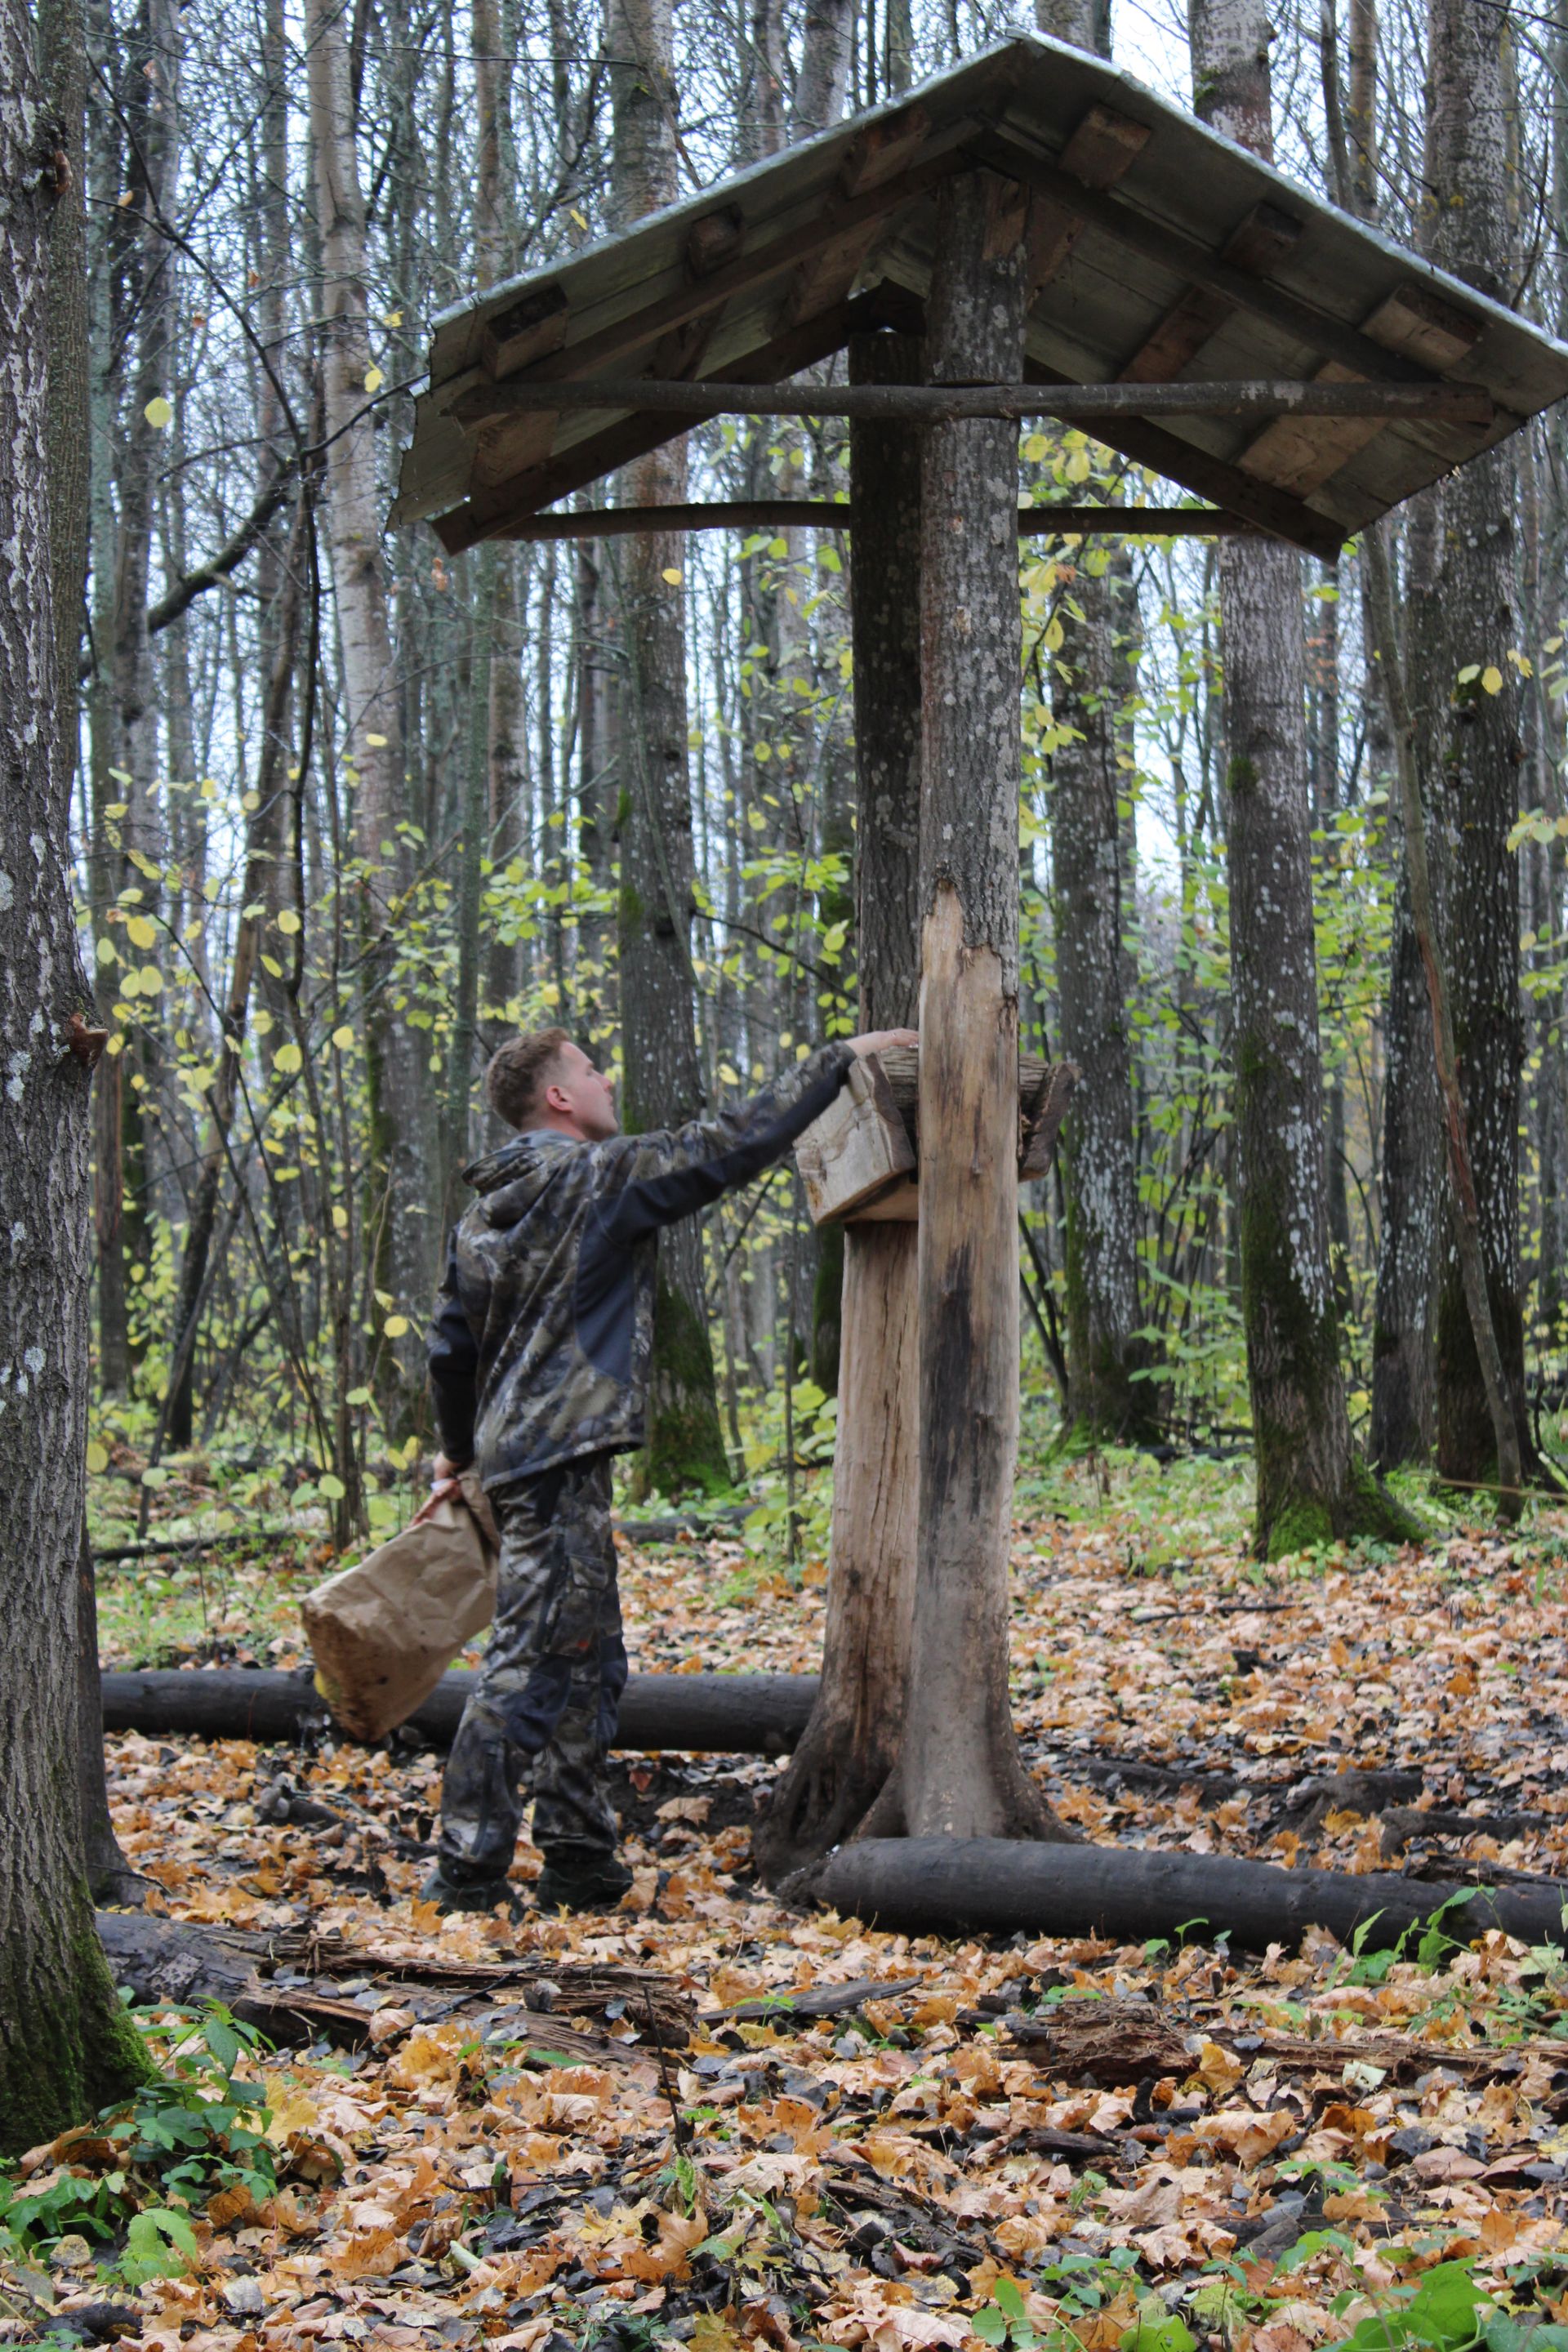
[302,1472,500,1741]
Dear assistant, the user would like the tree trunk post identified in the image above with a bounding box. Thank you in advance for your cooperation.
[895,173,1063,1842]
[755,330,924,1882]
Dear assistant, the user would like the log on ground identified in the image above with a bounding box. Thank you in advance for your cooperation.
[810,1836,1568,1953]
[100,1666,821,1753]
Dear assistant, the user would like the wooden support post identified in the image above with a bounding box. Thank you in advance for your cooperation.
[897,171,1064,1843]
[753,331,925,1884]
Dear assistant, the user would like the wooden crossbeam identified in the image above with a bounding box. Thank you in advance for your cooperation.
[450,375,1493,429]
[433,287,922,553]
[497,500,1264,542]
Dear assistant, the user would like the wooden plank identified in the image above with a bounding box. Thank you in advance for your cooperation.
[1058,102,1152,189]
[1117,202,1302,382]
[1363,279,1482,369]
[1236,284,1485,497]
[1237,359,1383,495]
[686,203,746,279]
[972,127,1446,389]
[1017,102,1148,299]
[838,102,932,197]
[779,216,889,332]
[480,282,568,380]
[795,1054,915,1225]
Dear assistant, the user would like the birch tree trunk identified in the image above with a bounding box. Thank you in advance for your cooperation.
[305,0,435,1388]
[1423,0,1532,1485]
[0,0,148,2144]
[755,332,923,1882]
[1190,0,1406,1556]
[609,0,728,1495]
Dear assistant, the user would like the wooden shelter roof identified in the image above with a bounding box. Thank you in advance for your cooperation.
[392,34,1568,561]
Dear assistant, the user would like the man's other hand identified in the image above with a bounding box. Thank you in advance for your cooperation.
[849,1028,919,1058]
[413,1451,469,1526]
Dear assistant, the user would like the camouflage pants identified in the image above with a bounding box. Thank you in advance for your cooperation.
[437,1453,627,1881]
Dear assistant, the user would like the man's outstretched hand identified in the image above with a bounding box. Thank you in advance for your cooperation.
[849,1028,919,1058]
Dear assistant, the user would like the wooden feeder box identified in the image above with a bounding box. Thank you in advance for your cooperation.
[795,1045,1078,1225]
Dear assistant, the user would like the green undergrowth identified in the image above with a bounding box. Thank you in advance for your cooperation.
[0,2004,275,2295]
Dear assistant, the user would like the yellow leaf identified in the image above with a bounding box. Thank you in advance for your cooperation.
[332,1205,350,1232]
[124,915,157,949]
[96,938,118,966]
[332,1025,355,1050]
[718,1062,740,1085]
[381,309,403,327]
[144,395,172,429]
[364,732,388,748]
[86,1441,109,1475]
[318,1472,346,1501]
[1481,665,1503,696]
[136,964,163,993]
[383,1314,410,1339]
[276,907,301,934]
[274,1040,303,1075]
[662,566,683,586]
[364,366,384,394]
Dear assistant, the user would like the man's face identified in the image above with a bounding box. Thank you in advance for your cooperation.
[546,1040,620,1140]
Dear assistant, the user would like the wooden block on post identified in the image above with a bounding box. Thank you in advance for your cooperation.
[795,1047,1078,1222]
[794,1054,915,1224]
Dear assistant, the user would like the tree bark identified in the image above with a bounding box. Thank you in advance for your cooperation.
[305,0,435,1396]
[1422,0,1531,1488]
[1363,528,1521,1515]
[1191,0,1405,1557]
[1371,495,1444,1467]
[609,0,728,1497]
[1051,554,1156,1444]
[880,175,1066,1843]
[754,332,926,1883]
[0,8,148,2145]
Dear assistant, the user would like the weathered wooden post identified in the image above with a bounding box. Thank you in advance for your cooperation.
[897,171,1062,1841]
[755,332,924,1880]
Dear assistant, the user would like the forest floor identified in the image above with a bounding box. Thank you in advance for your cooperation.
[10,1454,1568,2352]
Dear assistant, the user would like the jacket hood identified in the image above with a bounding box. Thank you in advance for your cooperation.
[462,1131,577,1224]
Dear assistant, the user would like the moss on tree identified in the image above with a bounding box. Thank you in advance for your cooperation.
[638,1269,732,1499]
[1241,1169,1421,1560]
[0,1895,150,2158]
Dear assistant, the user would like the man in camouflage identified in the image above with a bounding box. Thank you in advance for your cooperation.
[421,1022,915,1916]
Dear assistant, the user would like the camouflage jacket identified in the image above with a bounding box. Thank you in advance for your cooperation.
[427,1041,854,1491]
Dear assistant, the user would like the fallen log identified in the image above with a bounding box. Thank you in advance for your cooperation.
[100,1665,820,1753]
[809,1836,1568,1954]
[94,1910,692,2057]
